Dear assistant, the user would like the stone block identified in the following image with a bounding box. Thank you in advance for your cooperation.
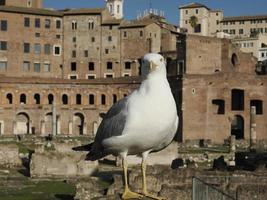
[30,152,98,178]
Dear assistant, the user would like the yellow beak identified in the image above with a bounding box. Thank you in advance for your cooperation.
[149,60,157,71]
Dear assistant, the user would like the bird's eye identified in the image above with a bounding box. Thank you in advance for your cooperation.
[160,58,163,62]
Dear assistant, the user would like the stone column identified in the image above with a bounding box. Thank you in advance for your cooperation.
[68,121,73,135]
[13,121,17,135]
[93,122,98,136]
[52,103,57,136]
[57,116,61,135]
[230,135,236,153]
[83,123,87,135]
[41,120,45,136]
[250,106,257,148]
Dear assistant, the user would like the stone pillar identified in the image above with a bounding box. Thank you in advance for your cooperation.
[93,122,98,136]
[250,106,257,148]
[13,121,17,135]
[52,103,57,136]
[41,120,45,136]
[57,116,61,135]
[83,123,87,135]
[230,135,236,153]
[68,121,73,135]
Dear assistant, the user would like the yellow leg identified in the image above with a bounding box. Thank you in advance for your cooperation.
[142,158,167,200]
[122,157,143,200]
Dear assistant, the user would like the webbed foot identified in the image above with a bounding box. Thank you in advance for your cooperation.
[122,189,144,199]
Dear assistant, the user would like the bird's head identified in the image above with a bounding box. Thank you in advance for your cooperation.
[141,53,166,78]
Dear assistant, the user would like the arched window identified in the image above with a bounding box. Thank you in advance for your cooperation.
[89,94,95,105]
[231,53,238,67]
[6,93,12,104]
[101,94,106,105]
[88,20,94,30]
[62,94,68,105]
[113,94,117,104]
[34,93,40,104]
[72,20,77,30]
[20,94,26,104]
[48,94,54,105]
[76,94,82,105]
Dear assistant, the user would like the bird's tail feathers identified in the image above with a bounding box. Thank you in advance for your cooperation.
[85,151,107,161]
[72,143,93,152]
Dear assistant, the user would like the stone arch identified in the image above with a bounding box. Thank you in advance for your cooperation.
[34,93,40,104]
[20,94,26,104]
[6,93,13,104]
[15,112,30,135]
[73,112,85,135]
[101,94,106,105]
[48,93,54,105]
[231,53,239,67]
[76,94,82,105]
[62,94,68,105]
[89,94,95,105]
[113,94,117,104]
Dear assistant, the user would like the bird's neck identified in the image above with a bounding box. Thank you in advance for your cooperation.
[140,73,170,94]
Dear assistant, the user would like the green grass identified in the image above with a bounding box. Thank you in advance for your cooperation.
[0,180,76,200]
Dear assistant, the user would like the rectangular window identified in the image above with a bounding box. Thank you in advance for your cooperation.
[84,50,88,57]
[56,34,61,39]
[34,43,41,54]
[230,29,236,34]
[105,49,109,54]
[0,61,7,71]
[107,62,113,70]
[24,43,30,53]
[105,74,114,78]
[35,32,40,37]
[196,9,198,14]
[44,63,50,72]
[87,75,95,79]
[34,63,41,72]
[0,20,7,31]
[45,19,51,28]
[239,29,244,34]
[54,46,61,55]
[108,36,112,41]
[35,18,40,28]
[88,62,94,70]
[22,61,30,72]
[71,62,76,71]
[72,37,76,42]
[24,17,30,27]
[44,44,50,55]
[123,31,127,37]
[0,41,7,50]
[125,62,131,69]
[69,75,77,79]
[56,19,61,29]
[109,25,112,30]
[72,50,76,58]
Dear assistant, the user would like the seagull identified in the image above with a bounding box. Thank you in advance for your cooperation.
[75,53,178,200]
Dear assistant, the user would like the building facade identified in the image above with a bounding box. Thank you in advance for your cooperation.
[176,34,267,143]
[0,0,180,137]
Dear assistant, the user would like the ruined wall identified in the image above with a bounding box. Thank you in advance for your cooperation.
[0,78,139,136]
[182,73,267,143]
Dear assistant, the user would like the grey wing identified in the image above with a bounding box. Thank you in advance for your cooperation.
[93,97,128,149]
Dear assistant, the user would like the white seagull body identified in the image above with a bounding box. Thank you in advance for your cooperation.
[84,53,178,200]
